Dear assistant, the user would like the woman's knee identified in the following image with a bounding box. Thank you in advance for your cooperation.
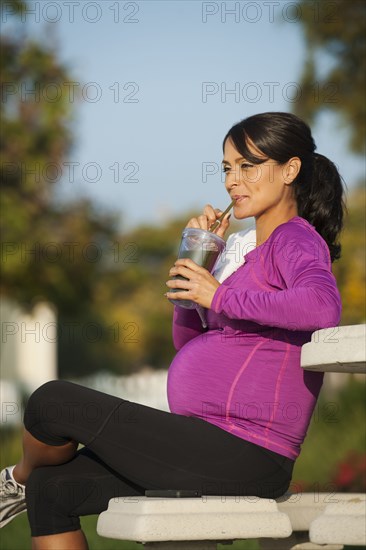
[23,381,76,444]
[26,381,73,411]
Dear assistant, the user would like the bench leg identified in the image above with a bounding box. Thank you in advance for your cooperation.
[143,541,223,549]
[259,532,344,550]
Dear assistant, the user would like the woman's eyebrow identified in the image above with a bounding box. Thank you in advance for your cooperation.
[222,157,245,164]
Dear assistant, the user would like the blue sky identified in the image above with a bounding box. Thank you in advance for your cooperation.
[11,1,365,230]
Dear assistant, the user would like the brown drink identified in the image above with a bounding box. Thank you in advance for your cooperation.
[169,228,226,308]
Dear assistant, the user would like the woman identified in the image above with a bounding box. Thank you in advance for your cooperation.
[0,112,344,550]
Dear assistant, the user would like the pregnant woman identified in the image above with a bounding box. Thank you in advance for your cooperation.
[0,112,344,550]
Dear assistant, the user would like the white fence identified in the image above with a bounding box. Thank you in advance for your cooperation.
[1,297,58,425]
[73,368,169,412]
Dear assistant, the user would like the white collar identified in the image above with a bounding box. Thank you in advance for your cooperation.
[213,227,256,283]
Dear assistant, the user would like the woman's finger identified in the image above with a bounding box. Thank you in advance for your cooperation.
[186,217,201,229]
[174,258,205,272]
[196,214,208,230]
[165,289,191,301]
[186,204,225,231]
[168,265,201,281]
[203,204,218,229]
[166,276,193,290]
[215,212,231,238]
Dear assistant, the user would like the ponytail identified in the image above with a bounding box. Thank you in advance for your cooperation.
[293,152,346,263]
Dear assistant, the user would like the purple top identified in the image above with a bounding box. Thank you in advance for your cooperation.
[167,217,342,459]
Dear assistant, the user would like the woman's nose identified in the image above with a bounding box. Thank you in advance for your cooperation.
[225,171,239,191]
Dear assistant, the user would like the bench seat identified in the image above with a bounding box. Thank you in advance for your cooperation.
[276,492,365,532]
[310,496,366,546]
[97,495,292,545]
[97,493,365,549]
[301,325,366,373]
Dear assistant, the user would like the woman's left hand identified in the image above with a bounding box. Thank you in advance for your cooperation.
[165,259,220,309]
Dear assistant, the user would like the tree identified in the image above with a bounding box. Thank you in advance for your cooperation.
[332,184,366,325]
[1,0,113,311]
[0,0,183,377]
[294,0,366,153]
[293,0,365,323]
[0,0,129,375]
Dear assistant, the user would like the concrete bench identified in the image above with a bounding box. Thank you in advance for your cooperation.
[97,495,292,549]
[300,325,366,547]
[300,324,366,374]
[309,496,366,547]
[274,492,366,549]
[97,325,366,549]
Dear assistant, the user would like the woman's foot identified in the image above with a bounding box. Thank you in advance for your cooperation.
[0,466,26,528]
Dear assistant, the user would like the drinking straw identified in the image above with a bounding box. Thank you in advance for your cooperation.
[208,199,236,233]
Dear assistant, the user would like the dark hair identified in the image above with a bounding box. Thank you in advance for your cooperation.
[223,112,346,262]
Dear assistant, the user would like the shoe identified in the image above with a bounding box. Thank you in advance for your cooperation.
[0,466,26,528]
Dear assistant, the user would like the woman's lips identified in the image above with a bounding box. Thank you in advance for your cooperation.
[233,195,249,203]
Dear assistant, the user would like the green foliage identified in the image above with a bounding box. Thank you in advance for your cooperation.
[56,219,183,376]
[292,378,366,488]
[0,0,126,375]
[333,184,366,325]
[0,0,26,16]
[0,0,195,376]
[0,0,119,316]
[294,0,366,153]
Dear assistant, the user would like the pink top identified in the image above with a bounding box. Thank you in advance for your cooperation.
[167,217,342,459]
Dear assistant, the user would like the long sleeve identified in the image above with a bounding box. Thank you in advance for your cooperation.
[211,234,342,332]
[167,218,338,461]
[172,306,206,350]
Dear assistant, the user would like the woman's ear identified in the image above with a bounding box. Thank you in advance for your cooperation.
[283,157,301,184]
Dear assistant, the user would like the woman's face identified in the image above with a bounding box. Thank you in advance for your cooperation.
[222,137,298,221]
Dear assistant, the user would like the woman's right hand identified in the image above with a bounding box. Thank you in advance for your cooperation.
[185,204,231,239]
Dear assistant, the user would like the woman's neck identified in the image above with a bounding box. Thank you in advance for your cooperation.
[255,205,298,247]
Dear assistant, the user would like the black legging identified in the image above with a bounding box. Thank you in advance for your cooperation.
[23,380,294,536]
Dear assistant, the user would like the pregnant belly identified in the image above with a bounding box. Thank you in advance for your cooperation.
[167,330,320,460]
[167,331,265,420]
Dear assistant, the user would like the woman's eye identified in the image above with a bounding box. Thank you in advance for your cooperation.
[222,163,254,173]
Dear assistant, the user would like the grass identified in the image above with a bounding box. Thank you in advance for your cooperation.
[1,379,365,550]
[0,513,143,550]
[0,513,260,550]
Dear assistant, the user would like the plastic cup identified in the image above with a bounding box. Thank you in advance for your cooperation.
[169,228,226,308]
